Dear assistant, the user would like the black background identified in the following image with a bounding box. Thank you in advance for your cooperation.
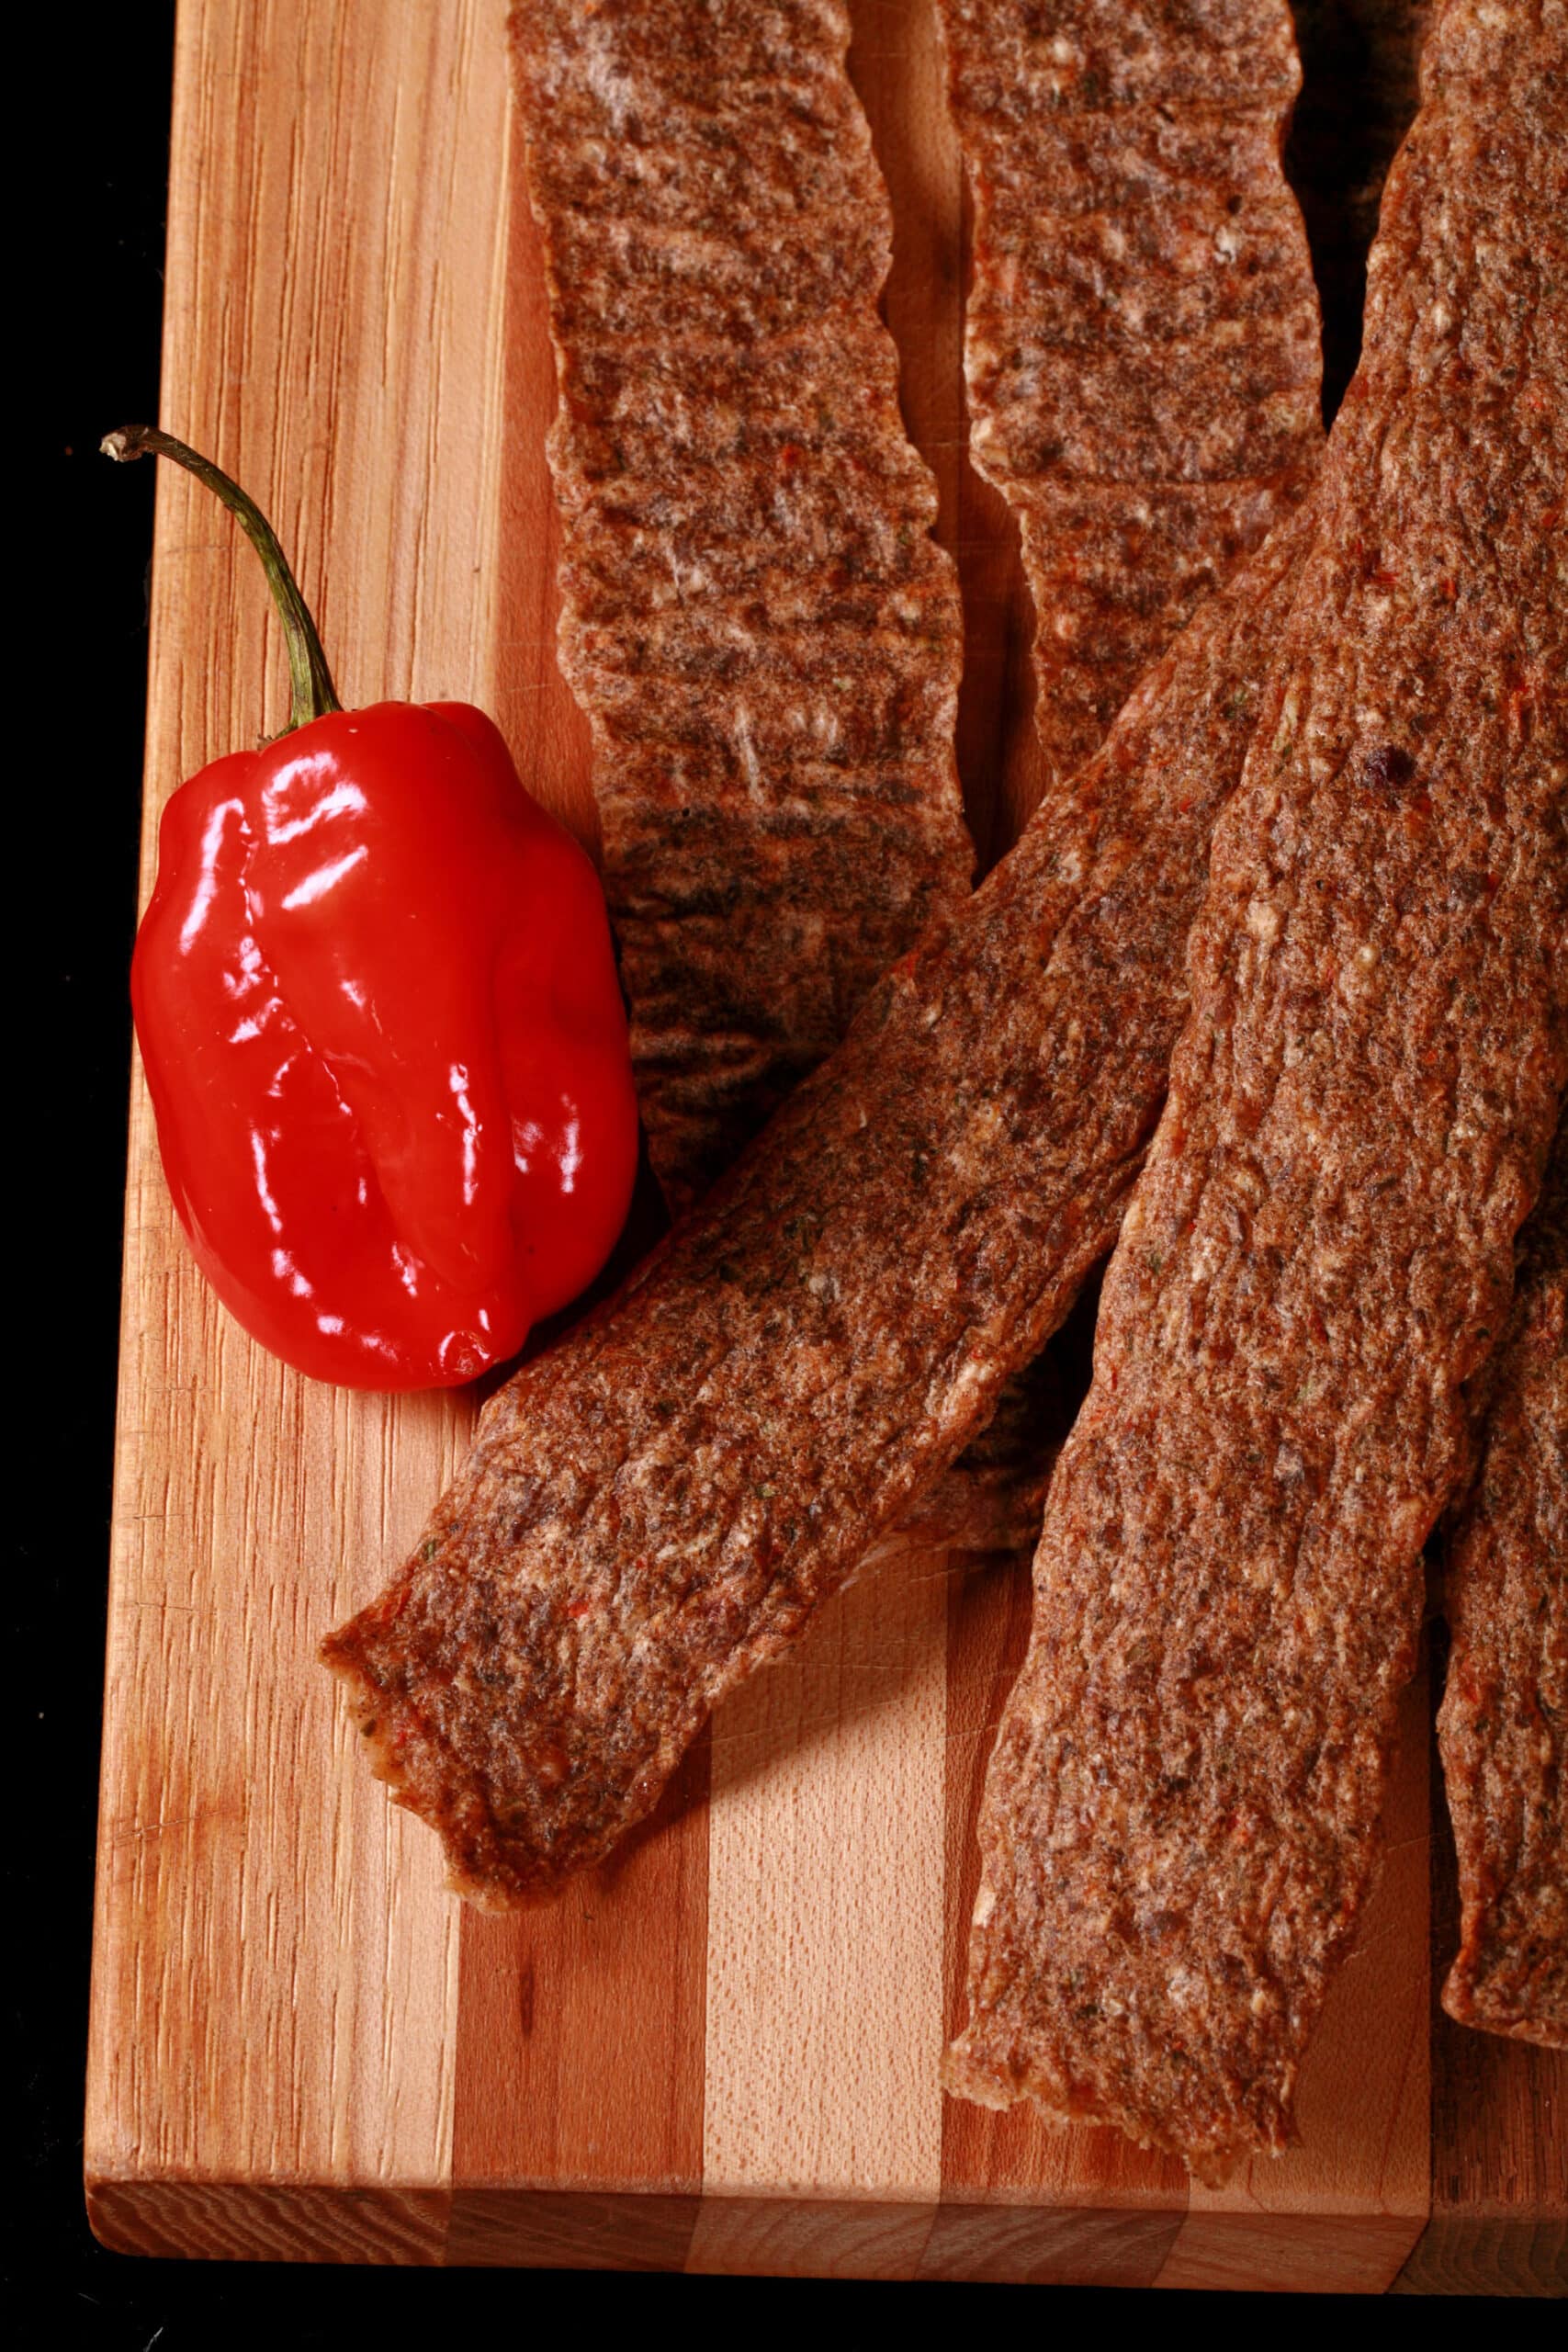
[18,4,1556,2343]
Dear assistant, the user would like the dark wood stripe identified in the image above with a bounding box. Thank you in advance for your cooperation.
[448,1734,709,2217]
[486,100,598,855]
[846,0,1043,872]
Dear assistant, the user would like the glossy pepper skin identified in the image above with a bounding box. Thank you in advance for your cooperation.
[113,427,637,1390]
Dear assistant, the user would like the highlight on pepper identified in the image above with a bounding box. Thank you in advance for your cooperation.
[106,424,639,1391]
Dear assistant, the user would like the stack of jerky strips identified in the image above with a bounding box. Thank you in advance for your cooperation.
[513,0,1321,1557]
[322,0,1325,1910]
[325,0,1565,2177]
[928,0,1323,1554]
[946,0,1566,2172]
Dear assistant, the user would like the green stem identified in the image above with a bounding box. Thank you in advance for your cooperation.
[102,424,341,733]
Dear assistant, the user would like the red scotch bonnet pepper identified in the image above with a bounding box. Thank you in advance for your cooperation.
[107,424,638,1390]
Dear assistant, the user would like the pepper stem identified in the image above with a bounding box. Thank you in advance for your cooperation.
[102,424,342,733]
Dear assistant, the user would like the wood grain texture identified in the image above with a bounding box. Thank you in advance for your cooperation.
[846,0,1042,867]
[86,0,513,2261]
[702,1564,948,2212]
[87,0,1563,2287]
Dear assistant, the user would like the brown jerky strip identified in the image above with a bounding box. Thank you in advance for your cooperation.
[931,7,1322,1546]
[1440,1119,1567,2049]
[937,0,1322,788]
[925,6,1428,1566]
[321,492,1316,1905]
[515,3,1325,1562]
[946,0,1568,2182]
[511,0,971,1214]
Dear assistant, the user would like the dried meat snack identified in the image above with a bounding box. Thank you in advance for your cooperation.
[947,0,1568,2181]
[1440,1120,1567,2050]
[512,0,1038,1553]
[937,0,1322,789]
[513,3,1328,1561]
[322,493,1316,1904]
[511,0,972,1215]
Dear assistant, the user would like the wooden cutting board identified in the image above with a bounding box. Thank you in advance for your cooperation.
[85,0,1565,2292]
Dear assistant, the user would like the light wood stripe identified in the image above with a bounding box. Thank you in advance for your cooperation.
[86,0,515,2253]
[445,58,709,2265]
[695,12,959,2267]
[697,1562,949,2259]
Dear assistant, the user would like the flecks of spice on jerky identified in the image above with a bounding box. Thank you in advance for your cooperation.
[321,498,1315,1905]
[513,0,1329,1566]
[946,0,1568,2181]
[512,0,972,1214]
[937,0,1322,793]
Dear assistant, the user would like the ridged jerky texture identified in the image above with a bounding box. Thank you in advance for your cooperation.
[946,0,1568,2183]
[1440,1120,1567,2049]
[511,0,971,1214]
[321,496,1315,1904]
[938,0,1322,789]
[513,0,1041,1553]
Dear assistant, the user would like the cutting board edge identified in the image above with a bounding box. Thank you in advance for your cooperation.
[1392,2215,1568,2298]
[85,2170,1562,2291]
[84,2170,451,2267]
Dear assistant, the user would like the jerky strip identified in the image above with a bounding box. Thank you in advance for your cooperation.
[512,0,972,1214]
[1440,1119,1567,2049]
[322,495,1316,1905]
[526,3,1323,1560]
[938,0,1322,788]
[946,0,1568,2180]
